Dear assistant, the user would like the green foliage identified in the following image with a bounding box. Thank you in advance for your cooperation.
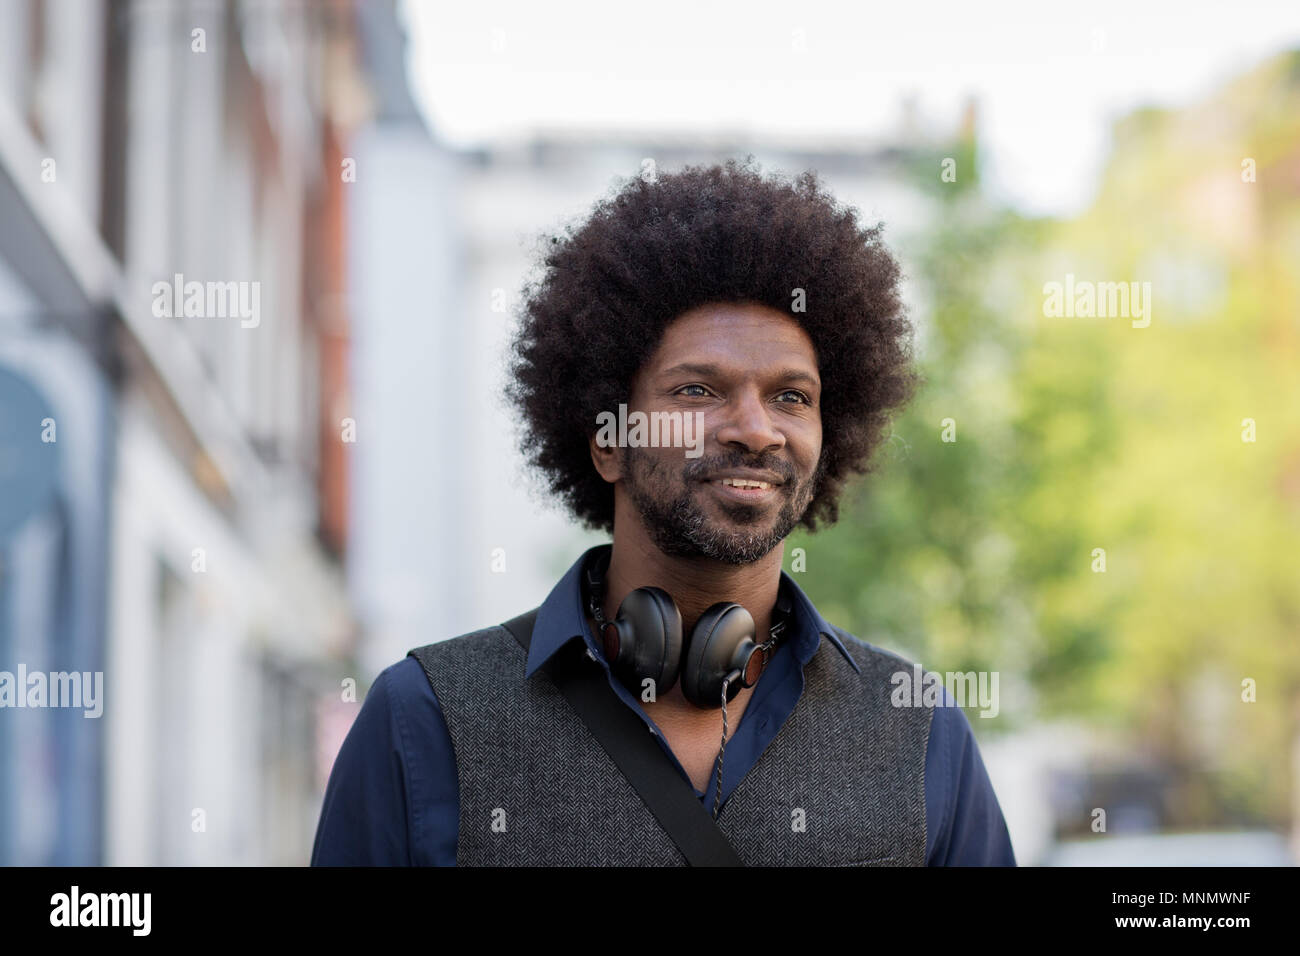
[789,51,1300,827]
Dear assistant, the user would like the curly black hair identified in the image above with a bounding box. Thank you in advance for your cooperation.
[506,155,917,533]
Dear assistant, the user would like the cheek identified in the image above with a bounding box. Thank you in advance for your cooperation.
[630,445,687,481]
[795,425,822,474]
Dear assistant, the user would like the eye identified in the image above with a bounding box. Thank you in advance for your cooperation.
[776,389,811,405]
[676,384,713,398]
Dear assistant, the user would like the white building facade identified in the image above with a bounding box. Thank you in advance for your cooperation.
[0,0,377,865]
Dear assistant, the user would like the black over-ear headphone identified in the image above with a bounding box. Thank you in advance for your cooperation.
[583,550,792,709]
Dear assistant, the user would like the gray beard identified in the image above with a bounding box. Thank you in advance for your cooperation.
[622,446,820,566]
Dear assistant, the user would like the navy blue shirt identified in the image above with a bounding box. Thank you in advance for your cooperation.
[312,546,1016,866]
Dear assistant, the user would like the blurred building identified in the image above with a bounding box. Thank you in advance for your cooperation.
[0,0,380,864]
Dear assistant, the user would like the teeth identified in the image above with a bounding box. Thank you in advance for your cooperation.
[719,478,771,490]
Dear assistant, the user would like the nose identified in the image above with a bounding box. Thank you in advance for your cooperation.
[714,388,785,454]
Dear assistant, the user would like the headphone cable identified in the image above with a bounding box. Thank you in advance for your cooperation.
[712,672,737,819]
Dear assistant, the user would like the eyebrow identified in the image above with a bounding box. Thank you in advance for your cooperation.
[658,362,820,389]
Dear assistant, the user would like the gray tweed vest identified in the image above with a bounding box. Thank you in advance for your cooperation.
[408,621,932,866]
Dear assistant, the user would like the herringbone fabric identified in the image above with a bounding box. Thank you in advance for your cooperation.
[408,624,931,866]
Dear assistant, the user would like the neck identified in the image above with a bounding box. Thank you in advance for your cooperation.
[601,523,785,642]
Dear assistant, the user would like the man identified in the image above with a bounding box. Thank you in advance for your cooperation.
[312,157,1015,866]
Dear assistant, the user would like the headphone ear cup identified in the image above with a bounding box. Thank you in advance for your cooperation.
[610,586,683,698]
[680,603,756,708]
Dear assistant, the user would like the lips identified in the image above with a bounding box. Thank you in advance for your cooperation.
[702,470,786,489]
[701,470,786,504]
[716,477,775,491]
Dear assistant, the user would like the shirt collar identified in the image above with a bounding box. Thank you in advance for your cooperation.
[523,544,860,678]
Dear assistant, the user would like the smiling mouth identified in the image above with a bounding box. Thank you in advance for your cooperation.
[703,477,784,503]
[716,477,775,491]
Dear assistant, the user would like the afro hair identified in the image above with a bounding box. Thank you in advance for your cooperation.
[506,155,917,533]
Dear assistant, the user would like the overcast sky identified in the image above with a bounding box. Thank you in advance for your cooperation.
[401,0,1300,217]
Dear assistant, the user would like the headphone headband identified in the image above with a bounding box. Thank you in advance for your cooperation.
[584,548,794,640]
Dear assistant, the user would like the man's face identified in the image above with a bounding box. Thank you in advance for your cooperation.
[606,302,824,565]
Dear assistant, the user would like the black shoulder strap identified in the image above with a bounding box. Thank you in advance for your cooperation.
[501,608,744,867]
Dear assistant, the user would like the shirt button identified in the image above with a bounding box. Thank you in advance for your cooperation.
[585,647,597,662]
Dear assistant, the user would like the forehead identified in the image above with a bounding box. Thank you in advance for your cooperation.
[645,302,819,373]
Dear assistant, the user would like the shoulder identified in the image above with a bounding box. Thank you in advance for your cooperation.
[313,657,462,866]
[405,623,535,714]
[806,625,1016,864]
[803,625,936,746]
[824,625,975,745]
[382,654,437,701]
[831,626,919,667]
[825,624,934,691]
[312,659,439,866]
[408,624,517,671]
[364,657,461,805]
[350,656,448,751]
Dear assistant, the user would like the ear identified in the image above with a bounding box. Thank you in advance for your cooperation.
[589,432,623,483]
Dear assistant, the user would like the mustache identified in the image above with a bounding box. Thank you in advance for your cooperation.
[681,452,799,485]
